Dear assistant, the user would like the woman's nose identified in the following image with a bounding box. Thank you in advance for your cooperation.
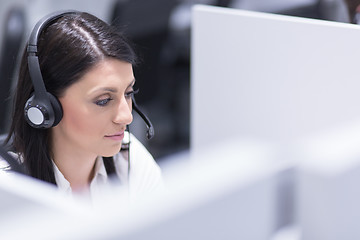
[113,98,133,125]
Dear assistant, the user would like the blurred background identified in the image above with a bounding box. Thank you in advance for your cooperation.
[0,0,357,163]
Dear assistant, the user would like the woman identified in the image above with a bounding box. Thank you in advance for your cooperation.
[2,11,162,197]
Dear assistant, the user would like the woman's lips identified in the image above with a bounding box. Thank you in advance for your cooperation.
[104,132,124,141]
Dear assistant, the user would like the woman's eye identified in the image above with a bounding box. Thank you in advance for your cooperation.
[95,98,112,106]
[125,89,139,99]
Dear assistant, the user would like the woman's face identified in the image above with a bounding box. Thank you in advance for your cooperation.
[53,58,135,157]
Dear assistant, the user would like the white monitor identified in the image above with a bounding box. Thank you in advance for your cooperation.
[1,140,289,240]
[46,139,288,240]
[191,4,360,152]
[0,171,89,240]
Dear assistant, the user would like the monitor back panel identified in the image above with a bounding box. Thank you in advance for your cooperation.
[191,5,360,151]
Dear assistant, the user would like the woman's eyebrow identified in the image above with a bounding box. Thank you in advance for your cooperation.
[93,87,117,93]
[90,79,136,95]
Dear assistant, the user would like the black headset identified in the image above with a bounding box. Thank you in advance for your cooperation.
[24,10,154,139]
[24,10,77,129]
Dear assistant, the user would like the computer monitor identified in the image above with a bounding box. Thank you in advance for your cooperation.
[1,139,289,240]
[43,139,288,240]
[0,170,88,239]
[191,4,360,152]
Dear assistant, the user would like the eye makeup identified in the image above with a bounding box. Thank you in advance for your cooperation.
[95,97,113,106]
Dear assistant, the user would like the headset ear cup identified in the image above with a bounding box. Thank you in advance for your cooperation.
[47,93,63,126]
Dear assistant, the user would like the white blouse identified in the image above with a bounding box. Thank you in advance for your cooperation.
[1,133,163,200]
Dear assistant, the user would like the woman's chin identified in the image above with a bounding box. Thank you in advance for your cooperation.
[100,145,122,157]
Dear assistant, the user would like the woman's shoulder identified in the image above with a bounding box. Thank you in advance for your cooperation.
[0,152,21,174]
[0,157,10,171]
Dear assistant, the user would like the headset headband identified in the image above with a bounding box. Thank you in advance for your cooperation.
[27,10,79,100]
[27,11,80,96]
[28,10,79,54]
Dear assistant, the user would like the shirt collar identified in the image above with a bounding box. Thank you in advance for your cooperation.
[53,156,109,194]
[93,156,108,179]
[52,161,71,194]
